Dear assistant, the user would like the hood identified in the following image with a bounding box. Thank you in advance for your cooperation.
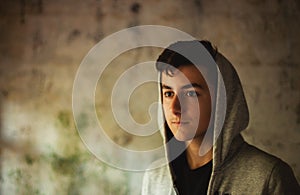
[157,43,249,172]
[212,52,249,170]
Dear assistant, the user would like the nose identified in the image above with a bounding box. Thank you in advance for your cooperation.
[170,95,181,116]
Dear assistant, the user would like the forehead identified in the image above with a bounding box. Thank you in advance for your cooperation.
[161,65,207,87]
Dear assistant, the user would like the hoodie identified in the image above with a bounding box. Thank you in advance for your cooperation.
[141,42,300,195]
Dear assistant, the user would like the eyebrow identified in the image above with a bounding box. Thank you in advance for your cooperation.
[162,84,172,89]
[182,83,204,90]
[162,83,204,90]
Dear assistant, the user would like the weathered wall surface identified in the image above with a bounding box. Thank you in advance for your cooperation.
[0,0,299,194]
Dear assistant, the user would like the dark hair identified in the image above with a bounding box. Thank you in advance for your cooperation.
[156,40,217,74]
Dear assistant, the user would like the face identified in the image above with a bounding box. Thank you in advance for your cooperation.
[161,65,211,142]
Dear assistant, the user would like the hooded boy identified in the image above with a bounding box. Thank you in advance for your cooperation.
[142,40,300,195]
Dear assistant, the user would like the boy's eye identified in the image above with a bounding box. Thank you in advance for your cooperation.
[185,91,199,97]
[163,91,174,97]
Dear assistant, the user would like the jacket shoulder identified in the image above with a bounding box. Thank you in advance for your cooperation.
[213,143,300,194]
[238,143,283,167]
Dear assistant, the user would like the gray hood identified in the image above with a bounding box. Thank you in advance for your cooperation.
[212,52,249,170]
[157,45,249,172]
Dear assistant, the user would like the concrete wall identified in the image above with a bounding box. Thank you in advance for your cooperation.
[0,0,299,194]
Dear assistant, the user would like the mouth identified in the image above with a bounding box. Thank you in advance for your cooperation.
[171,121,189,126]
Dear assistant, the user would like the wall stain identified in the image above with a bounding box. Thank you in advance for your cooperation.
[76,112,88,131]
[194,0,203,12]
[1,90,8,97]
[19,0,43,24]
[112,132,133,146]
[32,29,45,54]
[57,111,70,128]
[130,2,141,14]
[67,29,81,43]
[24,154,34,165]
[128,2,141,27]
[50,153,80,175]
[93,3,105,43]
[8,168,41,194]
[30,69,46,96]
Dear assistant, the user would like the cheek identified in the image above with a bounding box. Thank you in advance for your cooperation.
[199,99,211,121]
[184,99,201,113]
[184,98,211,119]
[162,102,170,117]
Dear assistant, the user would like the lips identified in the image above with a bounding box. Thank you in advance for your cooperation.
[171,121,189,125]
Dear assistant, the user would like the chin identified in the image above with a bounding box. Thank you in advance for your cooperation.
[174,132,195,142]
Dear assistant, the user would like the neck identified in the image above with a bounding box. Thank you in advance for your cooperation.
[185,138,213,170]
